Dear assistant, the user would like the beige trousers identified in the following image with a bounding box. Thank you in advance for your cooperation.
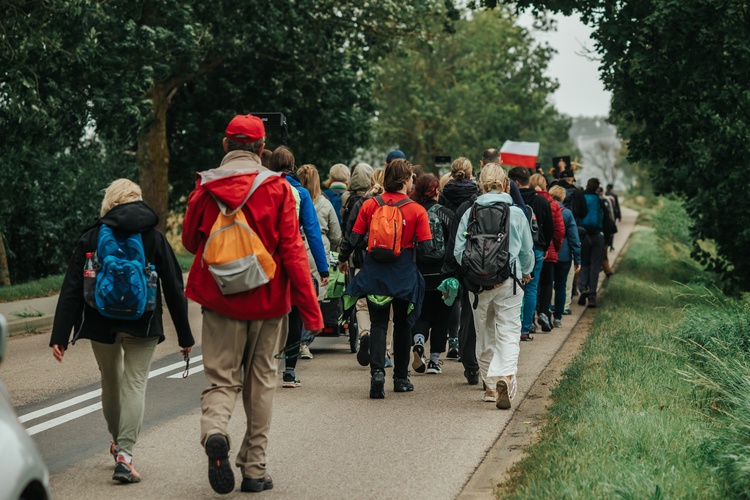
[200,309,287,478]
[91,332,159,456]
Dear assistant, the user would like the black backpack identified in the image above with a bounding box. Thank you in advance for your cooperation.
[523,205,543,248]
[461,203,513,295]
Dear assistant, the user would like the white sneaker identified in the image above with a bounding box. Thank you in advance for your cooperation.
[426,359,442,374]
[300,344,313,359]
[496,375,517,410]
[483,388,497,402]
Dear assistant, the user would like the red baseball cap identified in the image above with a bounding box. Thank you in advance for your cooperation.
[225,114,265,144]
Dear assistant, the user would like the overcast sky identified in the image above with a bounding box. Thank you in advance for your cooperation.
[517,12,612,118]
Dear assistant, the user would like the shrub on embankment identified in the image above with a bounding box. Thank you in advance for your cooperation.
[499,198,750,498]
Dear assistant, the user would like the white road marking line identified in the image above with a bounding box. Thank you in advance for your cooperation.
[166,363,204,378]
[27,402,102,436]
[19,390,102,424]
[18,355,204,425]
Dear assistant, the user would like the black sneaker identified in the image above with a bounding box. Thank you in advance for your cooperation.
[370,371,385,399]
[577,292,588,306]
[205,434,235,494]
[426,359,442,374]
[394,377,414,392]
[411,341,426,373]
[356,333,370,366]
[241,474,274,493]
[588,297,598,308]
[112,455,141,483]
[464,370,479,385]
[537,312,552,332]
[446,338,459,359]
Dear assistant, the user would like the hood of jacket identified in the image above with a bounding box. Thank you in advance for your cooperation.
[443,179,478,207]
[197,151,279,211]
[99,201,158,233]
[537,190,554,203]
[518,187,539,206]
[349,163,373,193]
[475,192,513,207]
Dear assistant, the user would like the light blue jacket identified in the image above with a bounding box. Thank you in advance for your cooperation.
[454,192,535,279]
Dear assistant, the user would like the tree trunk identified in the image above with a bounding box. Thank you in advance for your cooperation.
[0,233,10,286]
[137,83,170,233]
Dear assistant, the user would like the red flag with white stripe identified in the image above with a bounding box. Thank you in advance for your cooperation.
[500,141,540,169]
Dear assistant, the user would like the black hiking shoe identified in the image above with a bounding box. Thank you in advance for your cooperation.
[446,338,459,359]
[356,333,371,366]
[464,370,479,385]
[393,377,414,392]
[537,312,552,332]
[412,341,426,373]
[205,434,235,494]
[112,455,141,483]
[577,292,588,306]
[588,297,598,308]
[370,371,385,399]
[241,474,274,493]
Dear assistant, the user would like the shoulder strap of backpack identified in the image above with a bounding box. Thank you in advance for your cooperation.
[221,170,280,216]
[395,197,413,208]
[374,195,386,207]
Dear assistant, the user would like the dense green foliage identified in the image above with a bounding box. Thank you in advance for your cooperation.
[507,0,750,291]
[499,199,746,498]
[0,0,450,282]
[374,8,572,170]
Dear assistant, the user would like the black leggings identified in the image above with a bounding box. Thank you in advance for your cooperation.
[537,261,555,316]
[413,290,452,354]
[284,306,303,371]
[368,298,411,379]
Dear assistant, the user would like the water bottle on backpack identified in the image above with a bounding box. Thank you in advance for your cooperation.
[146,264,158,311]
[83,252,97,308]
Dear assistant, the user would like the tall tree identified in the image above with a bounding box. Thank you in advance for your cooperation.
[509,0,750,290]
[373,7,572,170]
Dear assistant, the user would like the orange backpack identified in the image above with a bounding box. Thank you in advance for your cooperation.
[202,170,279,295]
[367,195,414,262]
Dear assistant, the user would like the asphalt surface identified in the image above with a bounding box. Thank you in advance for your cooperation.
[0,207,638,499]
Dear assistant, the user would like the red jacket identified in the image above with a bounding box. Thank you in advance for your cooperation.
[538,190,565,263]
[182,151,323,331]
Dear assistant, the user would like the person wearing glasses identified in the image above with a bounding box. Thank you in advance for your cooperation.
[340,158,432,398]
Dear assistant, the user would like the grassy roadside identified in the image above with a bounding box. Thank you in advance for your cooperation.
[498,199,743,498]
[0,274,64,303]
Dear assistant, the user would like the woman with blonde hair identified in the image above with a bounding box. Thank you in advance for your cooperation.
[439,157,478,212]
[453,164,534,409]
[50,179,194,483]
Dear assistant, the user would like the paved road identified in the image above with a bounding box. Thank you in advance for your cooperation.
[0,207,638,499]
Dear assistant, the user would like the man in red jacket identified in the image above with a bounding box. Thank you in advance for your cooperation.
[182,114,323,495]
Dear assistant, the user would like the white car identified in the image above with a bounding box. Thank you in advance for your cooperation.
[0,315,52,499]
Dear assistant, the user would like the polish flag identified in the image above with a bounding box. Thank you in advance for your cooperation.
[500,141,540,169]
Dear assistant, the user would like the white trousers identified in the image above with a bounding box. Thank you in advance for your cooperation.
[471,279,524,390]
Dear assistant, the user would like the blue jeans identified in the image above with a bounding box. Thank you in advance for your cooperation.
[521,249,545,334]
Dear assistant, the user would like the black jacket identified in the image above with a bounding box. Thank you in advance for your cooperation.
[49,202,194,349]
[439,179,479,213]
[551,179,588,223]
[518,187,554,251]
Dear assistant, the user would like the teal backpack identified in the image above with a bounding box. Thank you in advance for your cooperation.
[93,225,157,320]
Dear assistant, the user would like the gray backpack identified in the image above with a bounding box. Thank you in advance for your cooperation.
[461,202,512,295]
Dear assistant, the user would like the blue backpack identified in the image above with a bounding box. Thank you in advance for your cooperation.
[323,189,344,225]
[94,225,156,320]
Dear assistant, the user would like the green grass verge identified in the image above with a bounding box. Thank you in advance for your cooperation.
[498,200,736,498]
[0,274,64,303]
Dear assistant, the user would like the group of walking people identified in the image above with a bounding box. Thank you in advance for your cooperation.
[46,112,620,494]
